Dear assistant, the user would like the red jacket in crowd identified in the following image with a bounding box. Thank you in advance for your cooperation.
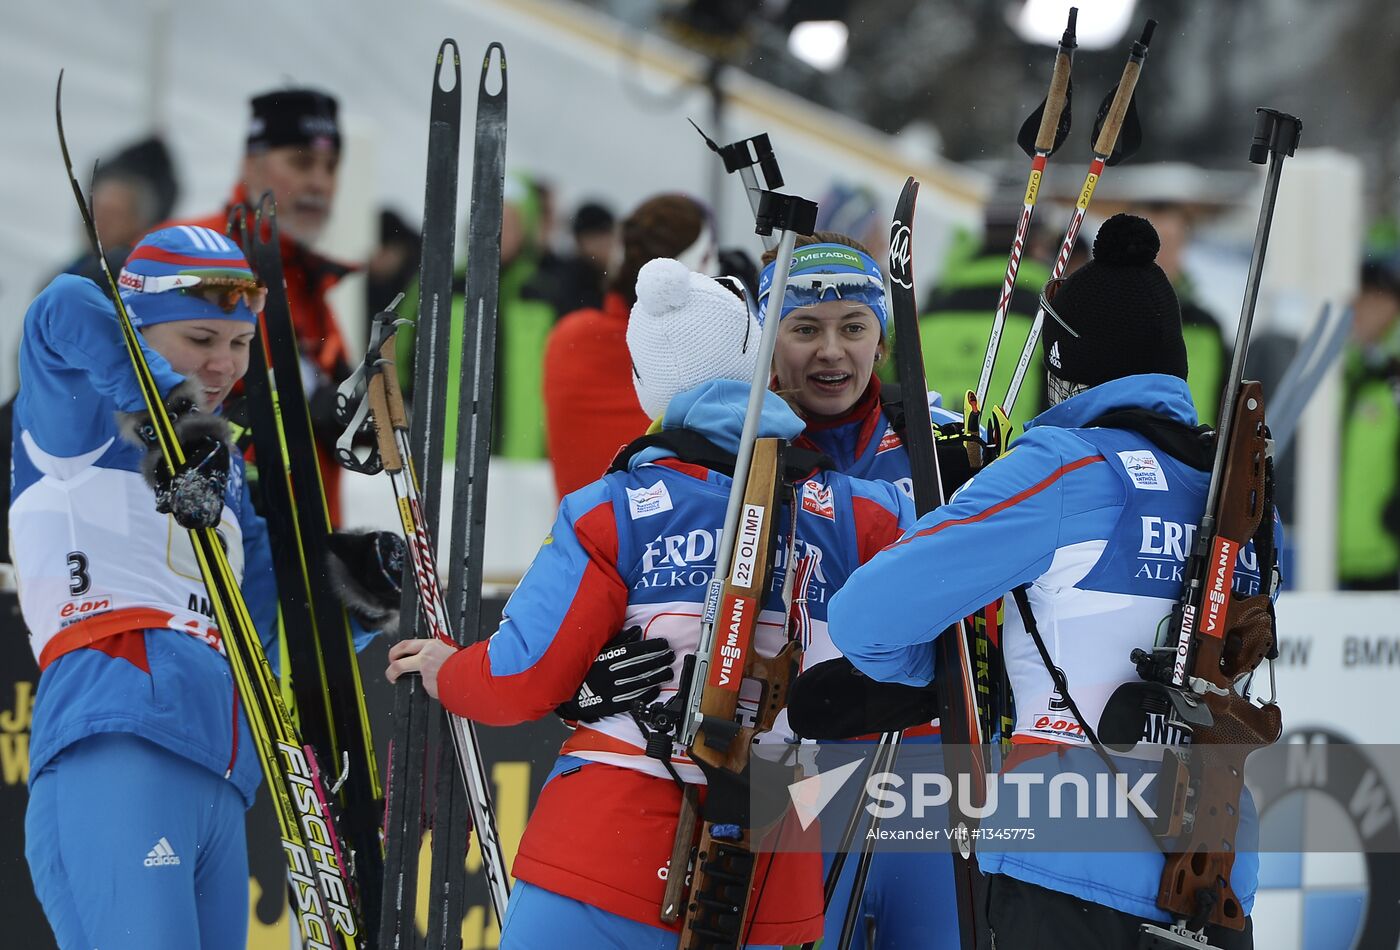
[543,292,652,498]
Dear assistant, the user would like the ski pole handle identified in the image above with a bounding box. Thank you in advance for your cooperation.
[1092,19,1155,158]
[1034,10,1076,152]
[366,374,403,475]
[377,342,410,433]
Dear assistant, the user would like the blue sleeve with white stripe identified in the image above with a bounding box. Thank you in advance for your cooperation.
[828,430,1102,686]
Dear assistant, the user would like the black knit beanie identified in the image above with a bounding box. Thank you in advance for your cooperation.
[1041,213,1188,387]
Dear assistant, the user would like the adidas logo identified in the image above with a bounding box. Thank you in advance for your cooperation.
[144,836,181,867]
[577,684,602,708]
[1049,340,1062,370]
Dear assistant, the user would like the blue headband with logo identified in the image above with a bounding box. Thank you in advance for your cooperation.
[756,242,888,332]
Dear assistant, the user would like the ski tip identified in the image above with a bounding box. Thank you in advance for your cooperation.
[55,69,68,129]
[435,39,462,95]
[480,42,507,99]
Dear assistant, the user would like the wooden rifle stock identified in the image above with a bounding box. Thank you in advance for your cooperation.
[662,438,804,949]
[1156,382,1282,930]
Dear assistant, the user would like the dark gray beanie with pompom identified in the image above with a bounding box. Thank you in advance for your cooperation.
[1041,213,1188,387]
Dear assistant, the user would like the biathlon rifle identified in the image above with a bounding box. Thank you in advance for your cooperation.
[652,187,818,949]
[1112,108,1300,947]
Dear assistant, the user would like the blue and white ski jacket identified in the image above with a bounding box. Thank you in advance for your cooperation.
[827,373,1275,921]
[11,275,279,805]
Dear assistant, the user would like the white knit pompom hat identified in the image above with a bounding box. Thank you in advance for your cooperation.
[627,258,760,419]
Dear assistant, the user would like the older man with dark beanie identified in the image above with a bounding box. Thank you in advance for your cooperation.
[819,213,1271,948]
[160,88,354,523]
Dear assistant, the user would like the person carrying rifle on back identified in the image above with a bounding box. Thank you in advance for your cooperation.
[386,256,914,948]
[815,214,1273,949]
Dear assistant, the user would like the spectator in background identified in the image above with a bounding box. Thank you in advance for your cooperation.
[161,87,354,523]
[539,201,616,316]
[919,200,1053,436]
[57,137,178,291]
[1339,261,1400,589]
[1133,201,1229,425]
[366,209,421,317]
[396,171,559,460]
[542,193,714,497]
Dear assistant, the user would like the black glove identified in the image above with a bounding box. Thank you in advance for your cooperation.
[325,529,406,632]
[933,421,979,498]
[788,656,940,740]
[556,627,675,722]
[117,381,233,530]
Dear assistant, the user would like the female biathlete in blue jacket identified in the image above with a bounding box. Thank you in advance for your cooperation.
[760,233,965,950]
[14,226,391,950]
[14,226,279,950]
[821,216,1266,949]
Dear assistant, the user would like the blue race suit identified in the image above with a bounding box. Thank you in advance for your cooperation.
[827,373,1271,924]
[13,275,279,950]
[795,375,962,950]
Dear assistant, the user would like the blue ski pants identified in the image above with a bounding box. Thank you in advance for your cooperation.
[25,732,249,950]
[822,846,961,949]
[820,733,962,949]
[499,880,781,949]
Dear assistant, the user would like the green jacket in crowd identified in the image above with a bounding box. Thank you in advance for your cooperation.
[395,254,558,460]
[1339,342,1400,587]
[915,256,1227,438]
[915,253,1051,438]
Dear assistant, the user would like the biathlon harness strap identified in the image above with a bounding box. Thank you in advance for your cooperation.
[609,428,833,483]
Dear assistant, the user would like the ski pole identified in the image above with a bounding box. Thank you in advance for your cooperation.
[970,7,1077,417]
[1000,19,1157,419]
[352,312,514,925]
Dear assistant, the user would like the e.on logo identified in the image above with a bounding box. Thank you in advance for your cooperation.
[59,597,111,620]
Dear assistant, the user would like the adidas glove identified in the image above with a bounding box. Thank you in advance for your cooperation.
[556,627,675,723]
